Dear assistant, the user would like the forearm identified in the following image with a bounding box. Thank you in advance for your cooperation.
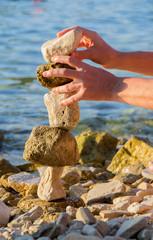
[114,51,153,76]
[110,76,153,109]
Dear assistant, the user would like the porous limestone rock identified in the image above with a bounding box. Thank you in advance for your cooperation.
[23,126,79,167]
[87,181,126,205]
[75,131,118,164]
[41,28,82,62]
[37,166,66,201]
[8,172,40,196]
[0,200,11,227]
[44,92,80,131]
[37,63,73,90]
[108,136,153,174]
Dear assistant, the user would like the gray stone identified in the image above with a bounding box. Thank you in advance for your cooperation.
[23,126,79,167]
[68,185,87,198]
[87,181,126,204]
[62,232,102,240]
[137,228,153,240]
[44,92,80,131]
[0,200,11,227]
[14,234,34,240]
[82,224,102,238]
[56,212,70,227]
[76,207,96,224]
[41,28,82,62]
[93,220,111,237]
[115,216,149,238]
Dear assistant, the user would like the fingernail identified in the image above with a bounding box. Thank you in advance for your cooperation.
[60,100,64,105]
[43,71,47,77]
[51,56,58,62]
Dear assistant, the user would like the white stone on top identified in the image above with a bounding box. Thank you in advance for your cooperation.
[41,28,82,62]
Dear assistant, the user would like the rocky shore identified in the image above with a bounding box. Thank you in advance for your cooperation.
[0,132,153,240]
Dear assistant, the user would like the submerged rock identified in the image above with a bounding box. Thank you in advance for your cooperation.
[75,131,118,164]
[37,63,73,89]
[108,136,153,174]
[23,126,79,167]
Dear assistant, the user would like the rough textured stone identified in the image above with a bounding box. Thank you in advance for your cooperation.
[44,92,80,131]
[41,28,82,62]
[66,206,77,219]
[127,202,152,214]
[56,212,70,227]
[142,168,153,180]
[37,63,73,89]
[115,216,149,238]
[23,126,79,167]
[17,195,85,211]
[82,224,102,238]
[108,136,153,174]
[62,233,102,240]
[76,207,96,224]
[121,164,144,176]
[0,158,20,177]
[8,172,40,196]
[38,166,66,201]
[61,170,81,185]
[76,131,118,164]
[0,200,11,227]
[93,220,111,237]
[87,181,126,204]
[68,185,87,198]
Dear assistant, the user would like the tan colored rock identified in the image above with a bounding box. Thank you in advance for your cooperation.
[108,136,153,174]
[142,168,153,180]
[121,164,144,176]
[37,166,66,201]
[8,172,40,196]
[41,28,82,62]
[87,181,126,205]
[76,131,118,164]
[136,189,153,198]
[113,200,130,211]
[141,195,153,207]
[137,181,153,189]
[44,92,80,131]
[0,200,11,227]
[100,210,131,219]
[23,126,79,167]
[17,195,84,211]
[76,207,96,224]
[127,202,152,214]
[113,195,142,205]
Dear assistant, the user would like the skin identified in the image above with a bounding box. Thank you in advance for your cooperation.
[43,26,153,109]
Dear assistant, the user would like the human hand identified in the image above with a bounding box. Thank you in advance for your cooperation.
[57,26,120,69]
[43,56,118,106]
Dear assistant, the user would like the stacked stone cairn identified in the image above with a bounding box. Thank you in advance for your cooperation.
[23,28,82,201]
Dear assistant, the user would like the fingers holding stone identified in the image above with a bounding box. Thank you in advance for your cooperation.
[52,82,80,94]
[60,92,82,106]
[51,55,88,70]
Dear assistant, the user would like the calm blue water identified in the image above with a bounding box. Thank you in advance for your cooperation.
[0,0,153,165]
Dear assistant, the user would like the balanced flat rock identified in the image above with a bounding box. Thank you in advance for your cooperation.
[23,126,79,167]
[44,92,80,131]
[37,62,73,89]
[41,28,82,62]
